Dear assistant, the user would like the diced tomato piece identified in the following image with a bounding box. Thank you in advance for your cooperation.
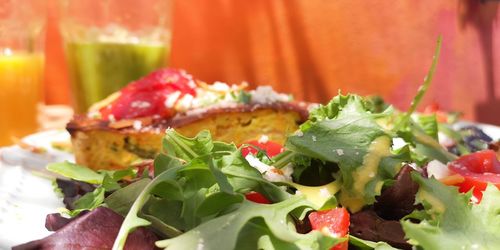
[309,207,350,250]
[241,140,284,158]
[422,102,448,123]
[448,150,500,201]
[244,191,271,204]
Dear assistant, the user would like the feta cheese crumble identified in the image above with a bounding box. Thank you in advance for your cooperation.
[249,86,291,104]
[258,135,269,144]
[245,154,293,182]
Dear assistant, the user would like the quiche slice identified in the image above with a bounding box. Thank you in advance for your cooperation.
[67,69,309,170]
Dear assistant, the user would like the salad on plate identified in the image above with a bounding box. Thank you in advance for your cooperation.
[12,37,500,250]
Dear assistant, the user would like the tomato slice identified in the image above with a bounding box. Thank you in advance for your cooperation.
[448,150,500,201]
[241,140,284,158]
[244,191,271,204]
[99,68,197,120]
[309,207,350,250]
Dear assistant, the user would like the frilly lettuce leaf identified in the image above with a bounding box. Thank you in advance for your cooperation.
[286,94,407,212]
[401,173,500,249]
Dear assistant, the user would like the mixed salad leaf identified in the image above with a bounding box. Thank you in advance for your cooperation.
[16,37,500,250]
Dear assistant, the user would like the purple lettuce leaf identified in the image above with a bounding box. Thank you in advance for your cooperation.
[13,207,159,250]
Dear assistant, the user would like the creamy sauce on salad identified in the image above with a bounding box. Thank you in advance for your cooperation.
[340,136,392,212]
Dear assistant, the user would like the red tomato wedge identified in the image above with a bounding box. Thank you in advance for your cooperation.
[241,140,284,158]
[309,207,350,250]
[244,191,271,204]
[448,150,500,201]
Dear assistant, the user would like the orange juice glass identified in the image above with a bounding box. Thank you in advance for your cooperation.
[0,1,46,146]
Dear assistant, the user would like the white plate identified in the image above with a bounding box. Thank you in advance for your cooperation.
[0,125,498,249]
[0,130,72,249]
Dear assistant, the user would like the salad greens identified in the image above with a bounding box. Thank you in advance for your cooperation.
[33,36,500,250]
[402,174,500,249]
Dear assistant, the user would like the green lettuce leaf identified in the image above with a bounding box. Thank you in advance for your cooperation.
[47,161,104,184]
[156,196,340,250]
[401,173,500,249]
[286,94,405,212]
[112,130,292,250]
[348,235,399,250]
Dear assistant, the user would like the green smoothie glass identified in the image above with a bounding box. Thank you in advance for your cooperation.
[59,0,171,113]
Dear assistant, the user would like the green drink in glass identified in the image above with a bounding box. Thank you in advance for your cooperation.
[65,41,168,112]
[59,0,172,113]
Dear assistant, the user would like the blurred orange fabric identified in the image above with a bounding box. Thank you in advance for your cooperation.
[45,0,500,124]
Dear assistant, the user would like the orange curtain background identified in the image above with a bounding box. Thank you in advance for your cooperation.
[45,0,500,124]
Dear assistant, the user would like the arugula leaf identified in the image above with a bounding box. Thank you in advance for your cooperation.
[156,196,340,250]
[112,130,291,250]
[47,161,136,191]
[163,129,213,160]
[64,187,105,217]
[113,166,181,250]
[393,35,442,131]
[154,153,183,176]
[398,121,457,164]
[105,178,151,216]
[47,161,104,184]
[401,173,500,249]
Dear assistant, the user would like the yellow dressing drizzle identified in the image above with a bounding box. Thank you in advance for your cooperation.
[340,136,392,212]
[290,180,341,208]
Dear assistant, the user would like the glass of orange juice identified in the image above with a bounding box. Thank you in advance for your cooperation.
[59,0,172,113]
[0,1,46,146]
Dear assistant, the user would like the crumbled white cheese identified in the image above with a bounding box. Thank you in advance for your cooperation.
[312,135,317,142]
[295,130,304,137]
[427,160,452,179]
[130,100,151,109]
[258,135,269,144]
[264,170,289,182]
[108,115,116,122]
[249,86,290,104]
[164,91,181,108]
[470,196,479,204]
[335,149,344,156]
[281,164,294,178]
[175,94,194,111]
[245,154,272,173]
[438,132,455,148]
[132,120,142,130]
[188,79,197,88]
[245,154,293,182]
[392,137,406,150]
[211,81,231,92]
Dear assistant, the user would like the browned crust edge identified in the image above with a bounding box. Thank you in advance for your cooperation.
[67,102,310,135]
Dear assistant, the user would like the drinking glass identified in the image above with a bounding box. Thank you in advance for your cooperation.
[59,0,172,113]
[0,0,46,146]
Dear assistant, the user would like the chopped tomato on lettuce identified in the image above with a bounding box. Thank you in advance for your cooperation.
[244,191,271,204]
[309,207,350,250]
[241,140,284,158]
[447,150,500,201]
